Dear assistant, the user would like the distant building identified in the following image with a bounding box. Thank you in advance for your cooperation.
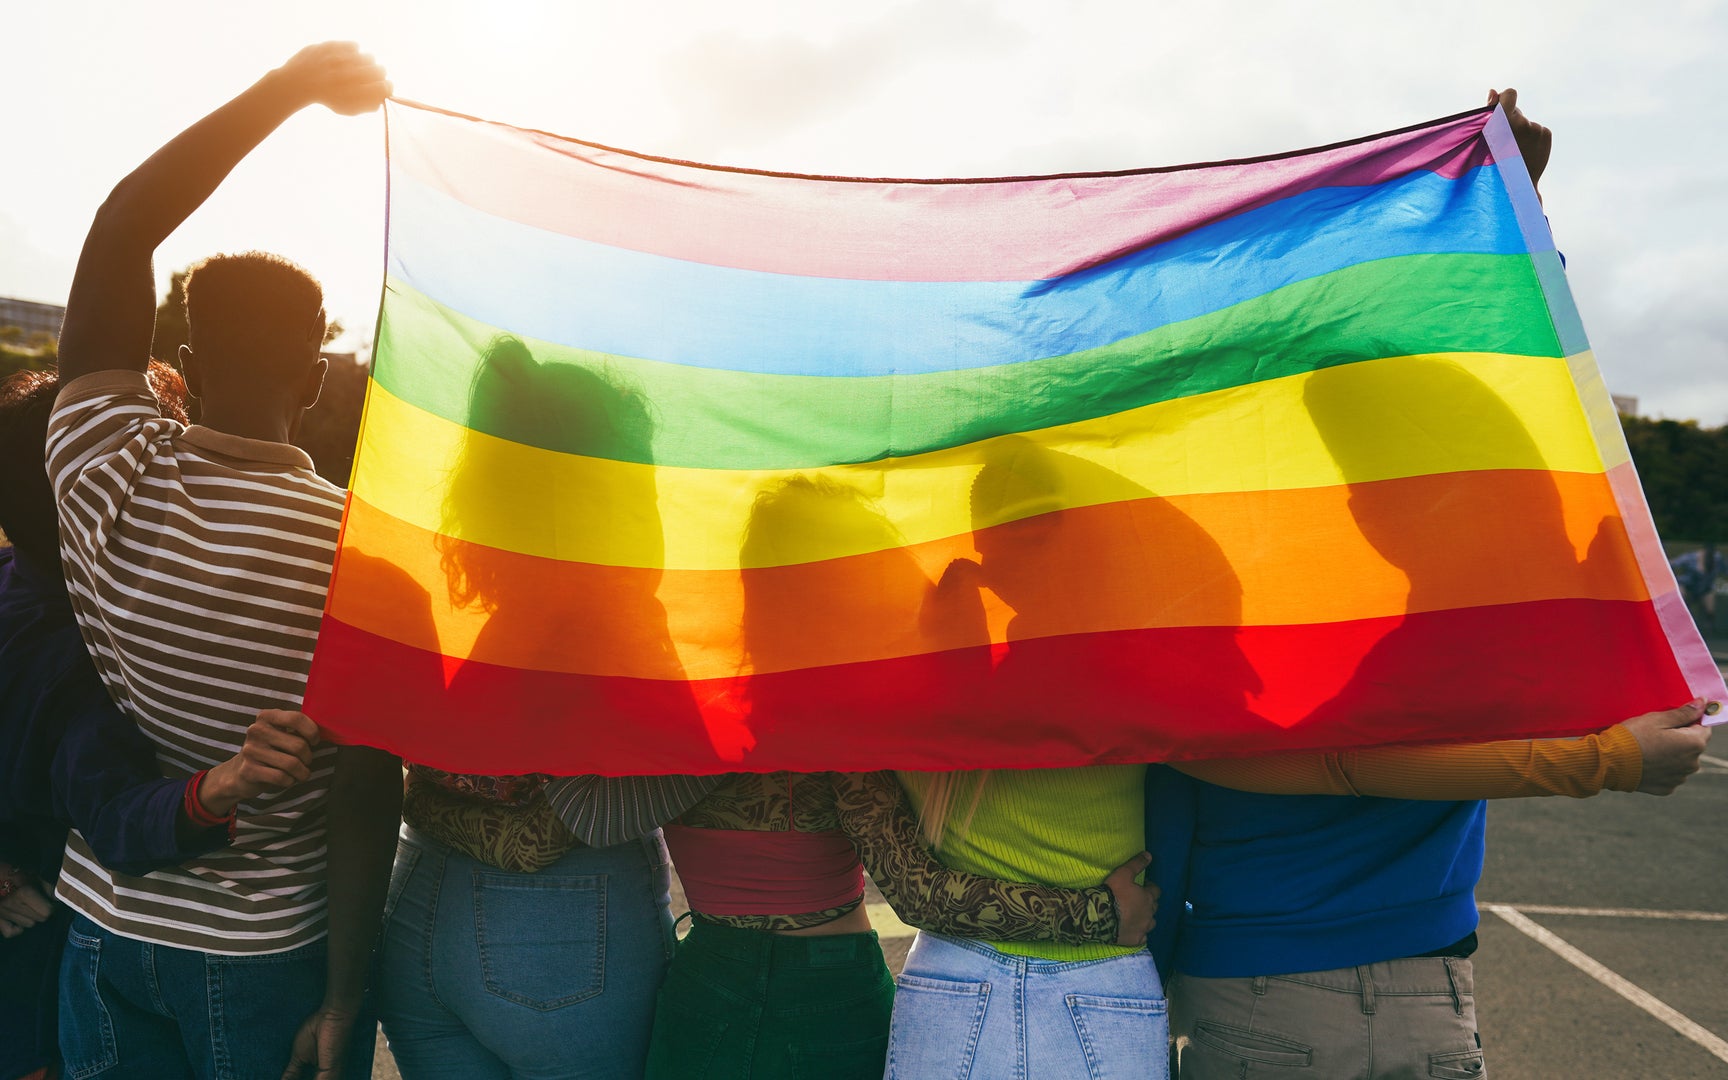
[1611,393,1639,416]
[0,296,66,341]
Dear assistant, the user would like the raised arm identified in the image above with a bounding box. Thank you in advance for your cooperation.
[833,771,1156,947]
[1175,700,1711,800]
[57,43,387,385]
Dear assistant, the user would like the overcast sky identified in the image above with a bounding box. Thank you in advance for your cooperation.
[4,0,1723,421]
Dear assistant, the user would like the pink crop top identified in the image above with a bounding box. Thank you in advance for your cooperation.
[662,823,865,916]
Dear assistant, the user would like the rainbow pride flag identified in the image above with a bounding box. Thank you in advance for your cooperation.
[303,99,1724,775]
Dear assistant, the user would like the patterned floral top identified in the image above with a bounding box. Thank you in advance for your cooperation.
[410,768,1120,945]
[403,766,577,873]
[676,771,1120,943]
[409,764,547,806]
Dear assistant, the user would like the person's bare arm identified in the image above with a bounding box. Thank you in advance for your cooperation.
[58,42,387,385]
[282,745,403,1080]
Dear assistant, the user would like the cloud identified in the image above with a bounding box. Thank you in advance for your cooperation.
[7,0,1726,424]
[1590,274,1728,424]
[660,0,1030,157]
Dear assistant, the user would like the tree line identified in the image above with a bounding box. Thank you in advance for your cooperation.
[1,274,364,489]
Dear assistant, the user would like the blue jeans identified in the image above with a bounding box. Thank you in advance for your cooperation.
[1,904,69,1080]
[376,825,675,1079]
[885,932,1170,1080]
[56,912,373,1080]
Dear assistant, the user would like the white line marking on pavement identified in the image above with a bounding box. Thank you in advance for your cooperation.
[1701,754,1728,770]
[1479,904,1728,922]
[1485,904,1728,1065]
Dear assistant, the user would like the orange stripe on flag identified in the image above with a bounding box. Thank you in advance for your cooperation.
[329,468,1647,681]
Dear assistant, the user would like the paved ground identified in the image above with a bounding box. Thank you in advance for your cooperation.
[1472,747,1728,1077]
[374,726,1728,1078]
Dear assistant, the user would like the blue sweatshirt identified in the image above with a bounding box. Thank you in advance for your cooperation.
[1,545,228,1080]
[0,546,230,875]
[1147,766,1483,979]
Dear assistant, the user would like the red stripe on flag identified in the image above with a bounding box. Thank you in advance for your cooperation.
[304,596,1686,776]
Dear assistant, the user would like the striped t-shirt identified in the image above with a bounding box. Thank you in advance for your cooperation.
[46,370,344,955]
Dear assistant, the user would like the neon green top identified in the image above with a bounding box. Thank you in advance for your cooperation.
[898,764,1146,960]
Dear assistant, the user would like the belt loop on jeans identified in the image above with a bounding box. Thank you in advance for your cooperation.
[1444,956,1464,1016]
[1356,965,1377,1015]
[1251,976,1268,996]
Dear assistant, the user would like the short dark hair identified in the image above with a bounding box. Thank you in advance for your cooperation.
[0,360,189,560]
[183,251,326,362]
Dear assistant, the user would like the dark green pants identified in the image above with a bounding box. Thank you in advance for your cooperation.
[644,919,895,1080]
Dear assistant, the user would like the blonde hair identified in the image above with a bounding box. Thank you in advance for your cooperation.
[903,769,991,852]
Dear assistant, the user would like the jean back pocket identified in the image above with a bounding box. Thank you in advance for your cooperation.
[473,870,604,1010]
[791,1032,891,1080]
[644,996,728,1080]
[382,842,422,925]
[58,923,118,1080]
[1068,993,1171,1080]
[885,974,991,1080]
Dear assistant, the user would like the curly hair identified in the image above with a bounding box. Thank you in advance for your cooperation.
[437,336,658,611]
[0,360,189,560]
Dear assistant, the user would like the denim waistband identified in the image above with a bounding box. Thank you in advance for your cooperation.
[400,822,667,874]
[918,931,1156,976]
[683,917,883,968]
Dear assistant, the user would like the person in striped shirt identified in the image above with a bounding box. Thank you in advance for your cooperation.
[46,42,389,1080]
[1,362,324,1080]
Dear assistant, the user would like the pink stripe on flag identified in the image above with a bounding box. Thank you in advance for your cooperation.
[1603,459,1727,714]
[388,101,1496,283]
[1651,588,1726,720]
[1480,105,1557,256]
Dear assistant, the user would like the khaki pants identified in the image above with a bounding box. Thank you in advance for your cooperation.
[1171,957,1485,1079]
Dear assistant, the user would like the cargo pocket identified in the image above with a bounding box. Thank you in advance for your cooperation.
[885,974,992,1080]
[1429,1047,1486,1078]
[473,870,603,1009]
[1067,993,1172,1080]
[59,924,118,1080]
